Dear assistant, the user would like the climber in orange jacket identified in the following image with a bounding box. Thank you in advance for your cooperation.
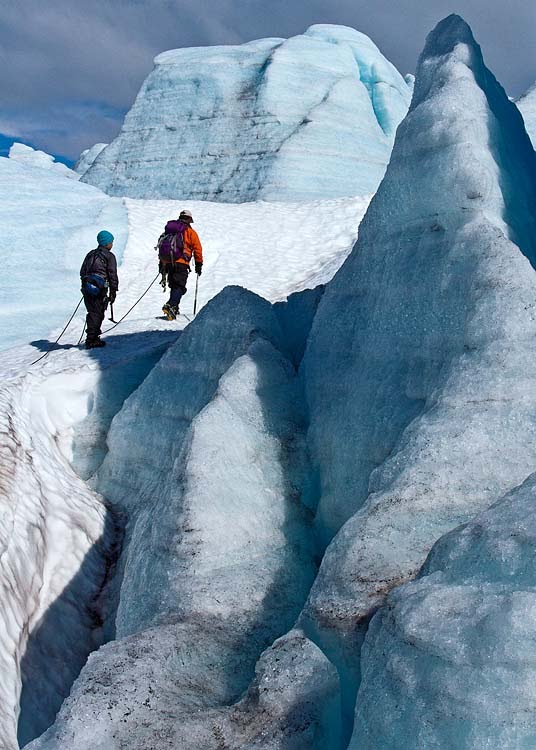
[157,209,203,320]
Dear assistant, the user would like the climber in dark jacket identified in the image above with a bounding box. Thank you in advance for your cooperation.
[80,230,119,349]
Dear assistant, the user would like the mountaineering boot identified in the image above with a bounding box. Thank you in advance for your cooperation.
[85,338,106,349]
[162,303,178,321]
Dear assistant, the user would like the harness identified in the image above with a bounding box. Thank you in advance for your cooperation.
[81,249,110,297]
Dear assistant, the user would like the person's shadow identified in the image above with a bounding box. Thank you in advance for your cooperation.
[30,338,78,352]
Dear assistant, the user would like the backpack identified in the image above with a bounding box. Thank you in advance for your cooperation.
[157,221,189,265]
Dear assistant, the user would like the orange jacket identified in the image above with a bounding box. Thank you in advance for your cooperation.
[177,226,203,267]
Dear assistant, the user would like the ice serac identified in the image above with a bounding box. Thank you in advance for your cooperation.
[8,143,77,179]
[300,12,536,730]
[81,25,411,201]
[30,286,330,749]
[517,82,536,148]
[352,475,536,748]
[73,143,107,177]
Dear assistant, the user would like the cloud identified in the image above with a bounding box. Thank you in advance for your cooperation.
[1,0,534,158]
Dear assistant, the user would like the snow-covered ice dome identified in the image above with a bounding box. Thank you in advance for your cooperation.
[81,24,411,202]
[8,143,78,180]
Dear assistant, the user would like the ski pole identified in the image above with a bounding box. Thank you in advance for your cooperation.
[193,273,199,316]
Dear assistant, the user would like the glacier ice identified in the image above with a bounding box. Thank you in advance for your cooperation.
[73,143,107,177]
[518,82,536,148]
[28,286,328,748]
[0,330,180,749]
[0,367,113,750]
[81,24,411,202]
[0,155,128,352]
[29,628,340,750]
[4,11,536,750]
[8,143,78,180]
[299,11,536,735]
[351,475,536,748]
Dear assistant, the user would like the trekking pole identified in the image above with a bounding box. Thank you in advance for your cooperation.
[193,273,199,316]
[77,322,86,346]
[108,302,118,323]
[30,297,84,366]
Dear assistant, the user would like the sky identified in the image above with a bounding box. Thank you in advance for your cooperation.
[0,0,534,162]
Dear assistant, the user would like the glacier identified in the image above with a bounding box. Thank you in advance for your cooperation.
[2,11,536,750]
[81,24,411,202]
[0,187,369,748]
[26,287,337,750]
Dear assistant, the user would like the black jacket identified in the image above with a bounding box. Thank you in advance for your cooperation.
[80,246,119,292]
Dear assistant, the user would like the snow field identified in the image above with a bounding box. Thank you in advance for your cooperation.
[117,195,369,326]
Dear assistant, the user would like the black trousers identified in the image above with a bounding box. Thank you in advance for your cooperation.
[84,293,108,341]
[166,264,189,308]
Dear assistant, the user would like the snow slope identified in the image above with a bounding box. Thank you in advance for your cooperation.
[0,155,128,352]
[82,24,411,202]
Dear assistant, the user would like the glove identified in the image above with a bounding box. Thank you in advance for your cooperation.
[160,272,167,291]
[195,262,203,276]
[109,290,117,303]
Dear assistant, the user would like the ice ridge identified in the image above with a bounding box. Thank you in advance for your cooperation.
[299,11,536,739]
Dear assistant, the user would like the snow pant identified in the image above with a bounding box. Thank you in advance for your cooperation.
[166,264,189,309]
[83,293,108,341]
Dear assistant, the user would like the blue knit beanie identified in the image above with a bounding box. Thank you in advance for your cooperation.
[97,230,114,246]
